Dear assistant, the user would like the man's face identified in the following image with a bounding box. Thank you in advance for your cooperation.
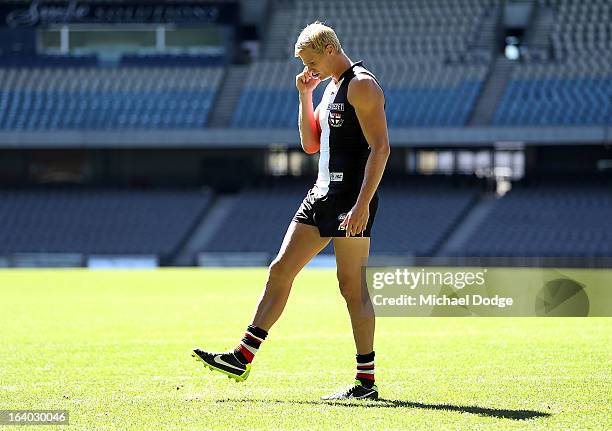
[298,46,332,81]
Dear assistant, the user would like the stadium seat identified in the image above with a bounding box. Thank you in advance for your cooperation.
[0,189,212,260]
[0,67,223,130]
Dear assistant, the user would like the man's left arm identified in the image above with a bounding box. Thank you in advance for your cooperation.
[340,76,390,237]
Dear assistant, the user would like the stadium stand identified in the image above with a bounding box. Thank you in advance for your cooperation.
[1,0,610,266]
[0,54,99,68]
[379,63,486,127]
[201,178,483,257]
[202,181,309,254]
[196,175,612,259]
[232,60,487,128]
[493,70,612,126]
[0,67,223,129]
[371,180,480,255]
[458,180,612,257]
[494,0,612,126]
[232,0,497,128]
[4,180,608,261]
[231,60,317,128]
[120,54,226,67]
[285,0,498,61]
[545,0,612,59]
[1,0,609,129]
[0,189,212,261]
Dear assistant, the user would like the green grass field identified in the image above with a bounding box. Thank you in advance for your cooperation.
[1,268,610,430]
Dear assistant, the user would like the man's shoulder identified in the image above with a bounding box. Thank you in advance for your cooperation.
[347,73,384,107]
[352,62,380,80]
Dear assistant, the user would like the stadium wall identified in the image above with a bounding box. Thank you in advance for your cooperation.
[0,126,610,148]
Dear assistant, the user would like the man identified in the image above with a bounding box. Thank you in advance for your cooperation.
[193,21,389,400]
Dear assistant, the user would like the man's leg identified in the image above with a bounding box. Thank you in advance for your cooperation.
[193,221,330,381]
[251,221,331,331]
[333,237,374,354]
[321,237,378,399]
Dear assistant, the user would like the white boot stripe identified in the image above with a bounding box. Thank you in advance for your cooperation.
[355,390,376,399]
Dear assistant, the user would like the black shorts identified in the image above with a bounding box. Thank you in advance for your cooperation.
[293,188,378,237]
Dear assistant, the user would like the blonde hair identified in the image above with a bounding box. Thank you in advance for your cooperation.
[294,21,342,57]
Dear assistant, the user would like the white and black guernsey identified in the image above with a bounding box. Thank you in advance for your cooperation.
[314,61,383,198]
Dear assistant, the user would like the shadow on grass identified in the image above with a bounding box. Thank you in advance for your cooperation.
[214,398,551,420]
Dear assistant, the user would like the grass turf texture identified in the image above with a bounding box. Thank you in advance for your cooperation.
[1,268,610,430]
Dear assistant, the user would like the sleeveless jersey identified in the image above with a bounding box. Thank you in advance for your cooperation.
[314,61,383,197]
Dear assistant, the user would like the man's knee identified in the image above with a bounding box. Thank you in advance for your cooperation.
[337,271,365,305]
[268,257,296,284]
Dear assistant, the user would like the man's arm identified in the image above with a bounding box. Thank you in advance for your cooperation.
[340,75,390,236]
[296,68,321,154]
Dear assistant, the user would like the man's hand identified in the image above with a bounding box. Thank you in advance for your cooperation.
[296,67,321,94]
[296,66,322,154]
[338,201,370,237]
